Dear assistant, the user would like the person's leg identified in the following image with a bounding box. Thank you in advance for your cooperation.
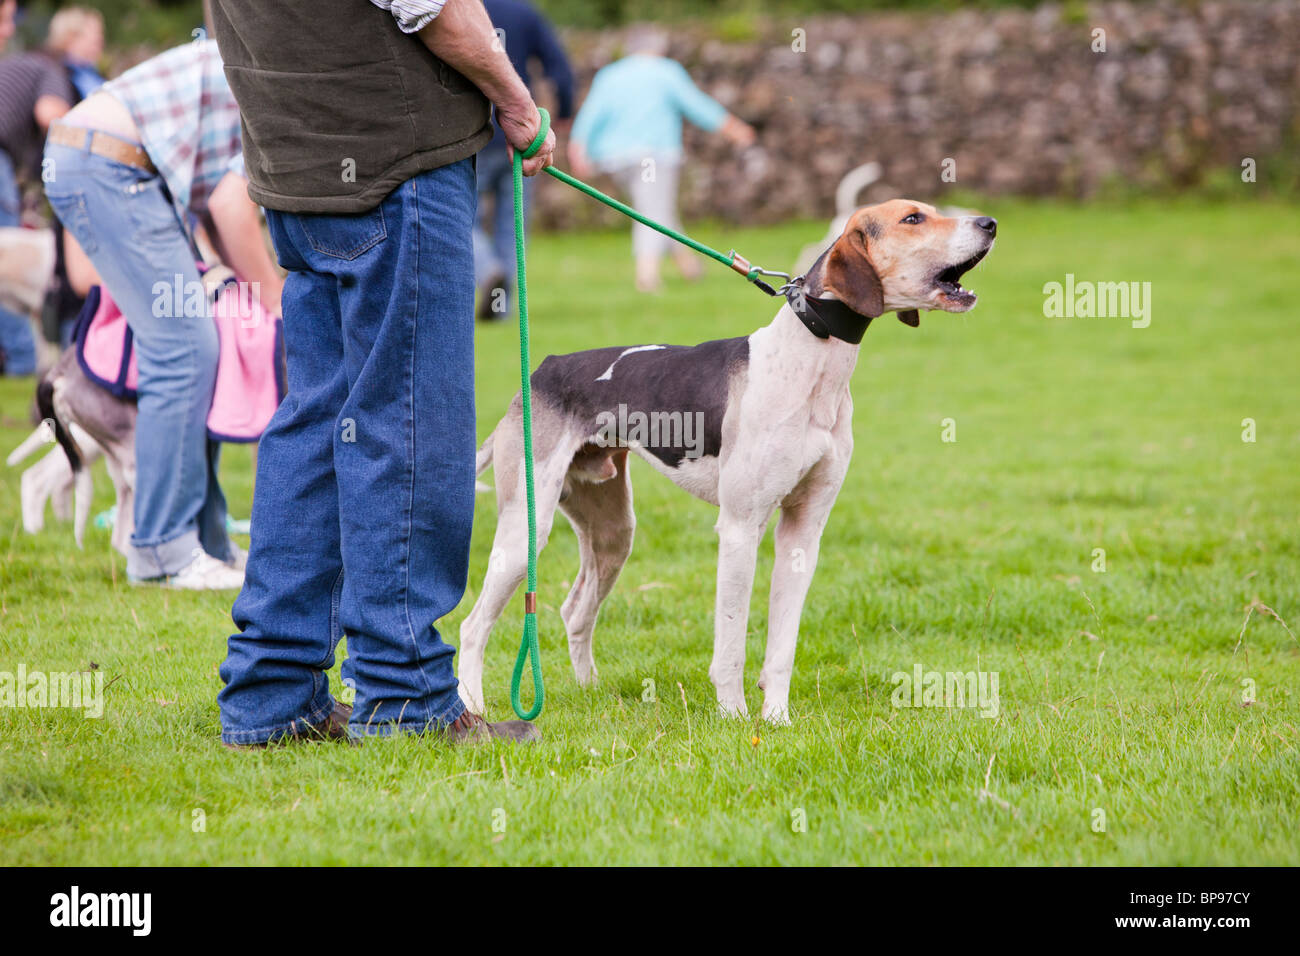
[0,301,36,375]
[0,148,37,375]
[476,147,518,319]
[43,143,229,578]
[618,163,671,292]
[473,150,503,291]
[330,159,478,736]
[489,148,531,288]
[656,162,701,280]
[0,150,19,225]
[223,159,478,742]
[218,210,349,745]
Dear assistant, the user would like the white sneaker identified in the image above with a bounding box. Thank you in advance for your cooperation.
[165,550,246,591]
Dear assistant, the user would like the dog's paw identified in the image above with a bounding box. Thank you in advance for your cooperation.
[716,698,750,720]
[760,704,791,726]
[457,685,486,715]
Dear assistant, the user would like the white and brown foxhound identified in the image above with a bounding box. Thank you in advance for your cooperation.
[460,199,996,723]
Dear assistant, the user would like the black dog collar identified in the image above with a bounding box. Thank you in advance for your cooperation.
[779,278,921,342]
[783,281,874,344]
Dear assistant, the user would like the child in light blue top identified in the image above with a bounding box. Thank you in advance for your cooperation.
[571,53,727,168]
[568,28,755,292]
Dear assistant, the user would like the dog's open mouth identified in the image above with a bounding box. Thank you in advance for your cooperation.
[934,247,990,309]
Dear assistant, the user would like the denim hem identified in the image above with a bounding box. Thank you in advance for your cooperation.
[128,527,203,578]
[220,693,336,746]
[346,695,466,740]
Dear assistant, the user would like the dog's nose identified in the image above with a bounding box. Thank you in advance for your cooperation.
[974,216,997,237]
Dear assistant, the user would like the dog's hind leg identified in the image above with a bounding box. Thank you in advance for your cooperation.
[20,447,68,533]
[72,467,94,549]
[100,450,136,558]
[457,415,574,715]
[557,448,635,687]
[50,427,102,523]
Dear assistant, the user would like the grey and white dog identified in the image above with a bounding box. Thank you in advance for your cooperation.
[9,266,247,556]
[460,199,997,722]
[27,347,139,558]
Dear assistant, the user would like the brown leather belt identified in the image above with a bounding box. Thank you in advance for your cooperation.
[48,123,157,175]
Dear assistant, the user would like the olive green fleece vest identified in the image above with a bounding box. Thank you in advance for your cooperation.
[210,0,491,214]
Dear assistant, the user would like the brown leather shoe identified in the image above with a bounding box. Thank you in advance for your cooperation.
[443,710,541,745]
[223,701,353,750]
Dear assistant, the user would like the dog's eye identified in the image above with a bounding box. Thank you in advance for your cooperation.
[900,212,926,225]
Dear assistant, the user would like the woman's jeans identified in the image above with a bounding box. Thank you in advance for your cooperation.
[0,147,37,376]
[218,159,477,744]
[43,138,232,578]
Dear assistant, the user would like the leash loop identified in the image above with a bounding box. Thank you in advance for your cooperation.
[521,109,550,161]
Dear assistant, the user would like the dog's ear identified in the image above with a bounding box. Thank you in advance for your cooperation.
[820,229,885,318]
[897,309,920,327]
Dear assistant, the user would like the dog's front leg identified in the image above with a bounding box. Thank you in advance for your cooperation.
[710,511,768,717]
[760,495,836,724]
[760,426,852,722]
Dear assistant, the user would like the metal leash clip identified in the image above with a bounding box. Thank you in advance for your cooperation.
[728,250,793,296]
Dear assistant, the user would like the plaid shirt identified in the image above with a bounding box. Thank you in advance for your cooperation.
[103,39,243,218]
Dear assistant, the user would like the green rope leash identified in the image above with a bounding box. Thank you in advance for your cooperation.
[508,109,551,721]
[542,166,783,292]
[507,108,786,719]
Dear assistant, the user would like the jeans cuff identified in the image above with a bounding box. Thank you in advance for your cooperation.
[346,694,465,740]
[128,528,202,578]
[220,693,337,746]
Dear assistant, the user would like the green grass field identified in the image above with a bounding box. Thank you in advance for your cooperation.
[1,198,1297,865]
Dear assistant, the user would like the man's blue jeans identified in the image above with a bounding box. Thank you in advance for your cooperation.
[43,138,232,577]
[0,148,38,376]
[219,159,478,743]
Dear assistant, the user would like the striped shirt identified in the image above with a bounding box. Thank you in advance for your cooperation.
[103,39,243,218]
[0,52,75,177]
[368,0,446,33]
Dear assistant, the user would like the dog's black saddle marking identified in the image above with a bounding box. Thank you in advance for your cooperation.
[531,337,749,469]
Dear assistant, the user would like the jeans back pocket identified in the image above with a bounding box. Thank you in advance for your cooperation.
[300,206,387,261]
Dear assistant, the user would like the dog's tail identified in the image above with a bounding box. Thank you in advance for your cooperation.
[36,379,82,474]
[473,428,495,494]
[36,378,93,548]
[475,430,494,477]
[6,422,53,466]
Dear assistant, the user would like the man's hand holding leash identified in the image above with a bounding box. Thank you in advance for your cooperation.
[418,0,556,176]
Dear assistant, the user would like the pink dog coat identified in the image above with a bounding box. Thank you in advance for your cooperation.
[74,273,285,443]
